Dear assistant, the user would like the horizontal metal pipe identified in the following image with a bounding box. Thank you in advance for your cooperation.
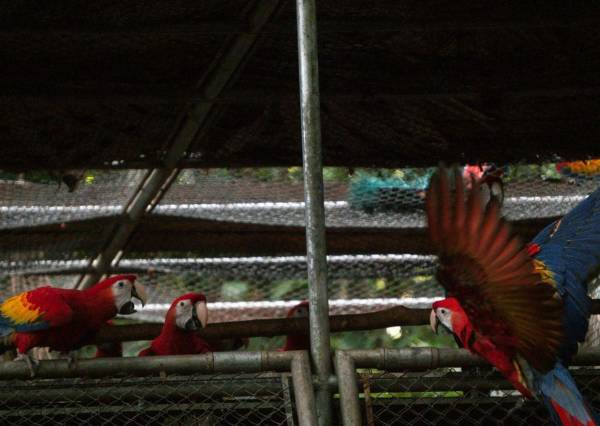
[349,347,600,370]
[0,381,287,404]
[365,371,599,393]
[0,351,299,380]
[0,400,287,418]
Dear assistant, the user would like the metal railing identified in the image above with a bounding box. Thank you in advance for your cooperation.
[0,351,316,426]
[336,347,600,426]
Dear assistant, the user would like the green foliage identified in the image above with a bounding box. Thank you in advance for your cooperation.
[331,326,456,351]
[269,279,308,300]
[221,281,249,301]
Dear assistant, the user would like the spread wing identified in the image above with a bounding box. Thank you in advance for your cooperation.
[426,166,564,372]
[0,287,74,335]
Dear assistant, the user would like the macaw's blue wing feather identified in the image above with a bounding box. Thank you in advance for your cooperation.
[535,362,598,426]
[532,187,600,362]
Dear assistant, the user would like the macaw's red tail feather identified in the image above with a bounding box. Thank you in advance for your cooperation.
[551,400,596,426]
[541,364,598,426]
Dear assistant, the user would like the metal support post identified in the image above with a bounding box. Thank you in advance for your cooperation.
[291,351,320,426]
[295,0,332,424]
[335,351,362,426]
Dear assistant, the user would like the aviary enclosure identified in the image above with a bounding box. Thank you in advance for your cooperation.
[1,1,600,425]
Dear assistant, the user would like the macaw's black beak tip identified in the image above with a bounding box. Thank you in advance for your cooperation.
[119,301,137,315]
[131,287,146,307]
[184,317,202,331]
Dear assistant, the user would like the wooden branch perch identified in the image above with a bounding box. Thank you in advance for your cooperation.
[1,301,599,351]
[95,299,600,344]
[92,305,431,344]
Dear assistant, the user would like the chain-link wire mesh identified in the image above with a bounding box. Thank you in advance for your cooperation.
[0,164,596,232]
[153,166,598,227]
[0,170,145,228]
[0,170,146,266]
[0,163,598,345]
[356,366,600,425]
[0,164,596,284]
[0,372,299,426]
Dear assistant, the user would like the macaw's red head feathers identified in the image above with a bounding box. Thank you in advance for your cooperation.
[287,300,309,318]
[167,293,208,331]
[430,297,467,334]
[426,166,564,372]
[280,301,310,351]
[88,275,147,316]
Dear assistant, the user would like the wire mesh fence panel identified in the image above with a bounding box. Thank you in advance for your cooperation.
[0,170,145,228]
[1,265,599,324]
[153,165,600,227]
[0,260,440,326]
[0,164,597,268]
[0,372,298,426]
[0,170,147,270]
[357,367,600,426]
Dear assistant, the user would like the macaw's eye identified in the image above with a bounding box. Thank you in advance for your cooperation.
[440,308,447,315]
[118,281,124,288]
[180,302,185,307]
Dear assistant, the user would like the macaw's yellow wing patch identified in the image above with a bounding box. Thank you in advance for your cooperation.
[0,287,74,333]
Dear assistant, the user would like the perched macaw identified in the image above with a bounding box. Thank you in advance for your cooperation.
[0,275,146,374]
[138,293,211,356]
[278,301,310,352]
[94,320,123,358]
[427,167,600,425]
[463,163,504,206]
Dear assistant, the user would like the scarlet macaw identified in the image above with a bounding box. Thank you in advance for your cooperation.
[0,274,146,374]
[279,300,309,351]
[427,167,600,425]
[138,293,211,356]
[462,163,504,206]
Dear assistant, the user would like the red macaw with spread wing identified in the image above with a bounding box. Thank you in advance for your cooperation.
[428,167,599,426]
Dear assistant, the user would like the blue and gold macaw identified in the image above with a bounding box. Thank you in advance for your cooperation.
[428,167,600,425]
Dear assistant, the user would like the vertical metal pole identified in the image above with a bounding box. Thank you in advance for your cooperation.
[335,351,363,426]
[295,0,332,424]
[291,352,320,426]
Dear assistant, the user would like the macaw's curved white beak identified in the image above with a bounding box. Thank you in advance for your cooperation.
[195,301,208,329]
[132,282,147,307]
[430,310,439,334]
[186,301,209,331]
